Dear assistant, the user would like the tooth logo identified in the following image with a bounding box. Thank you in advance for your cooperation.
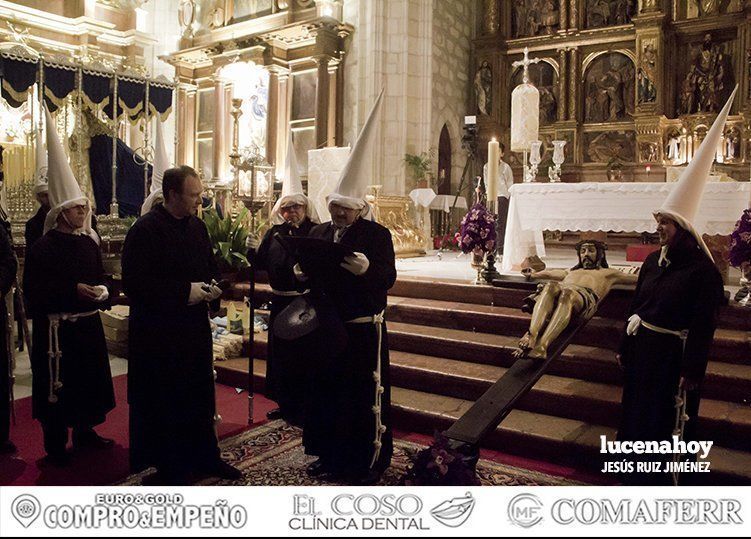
[430,492,476,528]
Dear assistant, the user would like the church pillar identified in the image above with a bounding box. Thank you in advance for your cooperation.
[177,82,197,167]
[327,59,341,147]
[212,77,227,182]
[266,65,291,179]
[313,54,333,149]
[558,48,568,121]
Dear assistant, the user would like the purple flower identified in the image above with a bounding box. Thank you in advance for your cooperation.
[729,209,751,267]
[457,203,496,254]
[427,448,455,475]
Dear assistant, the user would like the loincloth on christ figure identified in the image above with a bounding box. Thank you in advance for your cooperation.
[522,282,600,319]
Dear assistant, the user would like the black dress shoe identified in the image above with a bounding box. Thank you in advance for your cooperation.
[0,440,17,454]
[266,408,282,420]
[73,429,115,449]
[203,459,243,480]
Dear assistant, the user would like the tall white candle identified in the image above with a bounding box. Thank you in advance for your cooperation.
[487,138,499,205]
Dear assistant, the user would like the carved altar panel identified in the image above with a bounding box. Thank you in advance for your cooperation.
[637,37,658,106]
[585,0,637,29]
[510,60,559,125]
[582,130,636,163]
[583,52,635,123]
[675,32,735,116]
[511,0,561,38]
[474,60,494,117]
[679,0,744,19]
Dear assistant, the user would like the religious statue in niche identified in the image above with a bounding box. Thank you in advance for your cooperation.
[512,0,560,38]
[474,61,493,116]
[724,127,741,161]
[511,61,558,125]
[678,34,732,114]
[638,42,658,104]
[584,53,635,123]
[583,131,636,163]
[586,0,636,28]
[639,141,659,163]
[689,0,743,16]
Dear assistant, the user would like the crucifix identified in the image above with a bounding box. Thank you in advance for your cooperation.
[511,47,541,183]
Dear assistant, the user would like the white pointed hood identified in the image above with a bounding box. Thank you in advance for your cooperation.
[33,127,48,194]
[326,89,384,221]
[140,119,169,215]
[655,85,738,262]
[270,131,320,225]
[42,105,97,241]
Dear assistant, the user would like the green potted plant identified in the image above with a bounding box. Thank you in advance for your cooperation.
[201,207,251,280]
[404,150,435,189]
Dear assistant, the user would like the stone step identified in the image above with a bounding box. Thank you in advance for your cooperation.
[389,387,751,486]
[233,318,751,404]
[217,348,751,453]
[229,278,751,331]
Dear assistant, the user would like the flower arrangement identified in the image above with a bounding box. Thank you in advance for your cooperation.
[729,209,751,268]
[401,432,480,486]
[456,203,496,254]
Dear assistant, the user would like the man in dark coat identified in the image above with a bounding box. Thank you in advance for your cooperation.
[122,165,241,484]
[249,200,316,425]
[0,224,18,454]
[301,201,396,484]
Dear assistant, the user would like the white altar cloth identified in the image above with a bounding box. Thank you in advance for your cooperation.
[501,181,751,272]
[429,194,468,213]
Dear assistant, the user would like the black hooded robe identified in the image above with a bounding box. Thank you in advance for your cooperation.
[252,217,315,425]
[122,204,221,474]
[24,205,49,253]
[23,230,115,443]
[617,246,724,485]
[302,217,397,476]
[0,225,18,445]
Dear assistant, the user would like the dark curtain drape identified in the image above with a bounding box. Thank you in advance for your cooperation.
[89,134,152,217]
[0,56,38,108]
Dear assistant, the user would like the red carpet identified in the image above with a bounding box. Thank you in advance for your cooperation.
[0,374,276,486]
[2,375,604,486]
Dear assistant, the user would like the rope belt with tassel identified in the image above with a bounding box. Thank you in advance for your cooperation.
[346,310,387,470]
[47,310,99,404]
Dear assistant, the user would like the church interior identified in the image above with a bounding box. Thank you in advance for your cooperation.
[1,0,750,487]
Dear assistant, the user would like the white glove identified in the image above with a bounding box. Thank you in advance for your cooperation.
[293,263,308,282]
[92,285,109,302]
[340,252,370,276]
[203,283,223,302]
[189,282,209,305]
[246,234,260,251]
[626,314,641,336]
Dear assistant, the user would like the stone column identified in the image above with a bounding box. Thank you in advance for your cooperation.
[327,59,340,147]
[265,67,280,170]
[177,83,197,167]
[313,54,332,149]
[569,0,579,31]
[558,48,568,121]
[212,77,226,182]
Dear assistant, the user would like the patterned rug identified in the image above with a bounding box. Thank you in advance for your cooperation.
[119,421,583,486]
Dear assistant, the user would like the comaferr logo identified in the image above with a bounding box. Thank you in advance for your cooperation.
[508,493,544,528]
[430,493,476,528]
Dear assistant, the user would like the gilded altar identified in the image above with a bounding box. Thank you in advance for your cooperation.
[474,0,751,183]
[369,193,427,258]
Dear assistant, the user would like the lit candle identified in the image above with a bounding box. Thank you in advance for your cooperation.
[487,138,500,206]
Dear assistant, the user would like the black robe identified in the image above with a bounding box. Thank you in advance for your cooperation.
[24,205,49,253]
[0,225,18,443]
[122,204,220,473]
[23,230,114,427]
[302,217,397,475]
[252,218,314,425]
[617,245,723,485]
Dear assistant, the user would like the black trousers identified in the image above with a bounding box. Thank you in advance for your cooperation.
[495,196,510,255]
[0,349,10,444]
